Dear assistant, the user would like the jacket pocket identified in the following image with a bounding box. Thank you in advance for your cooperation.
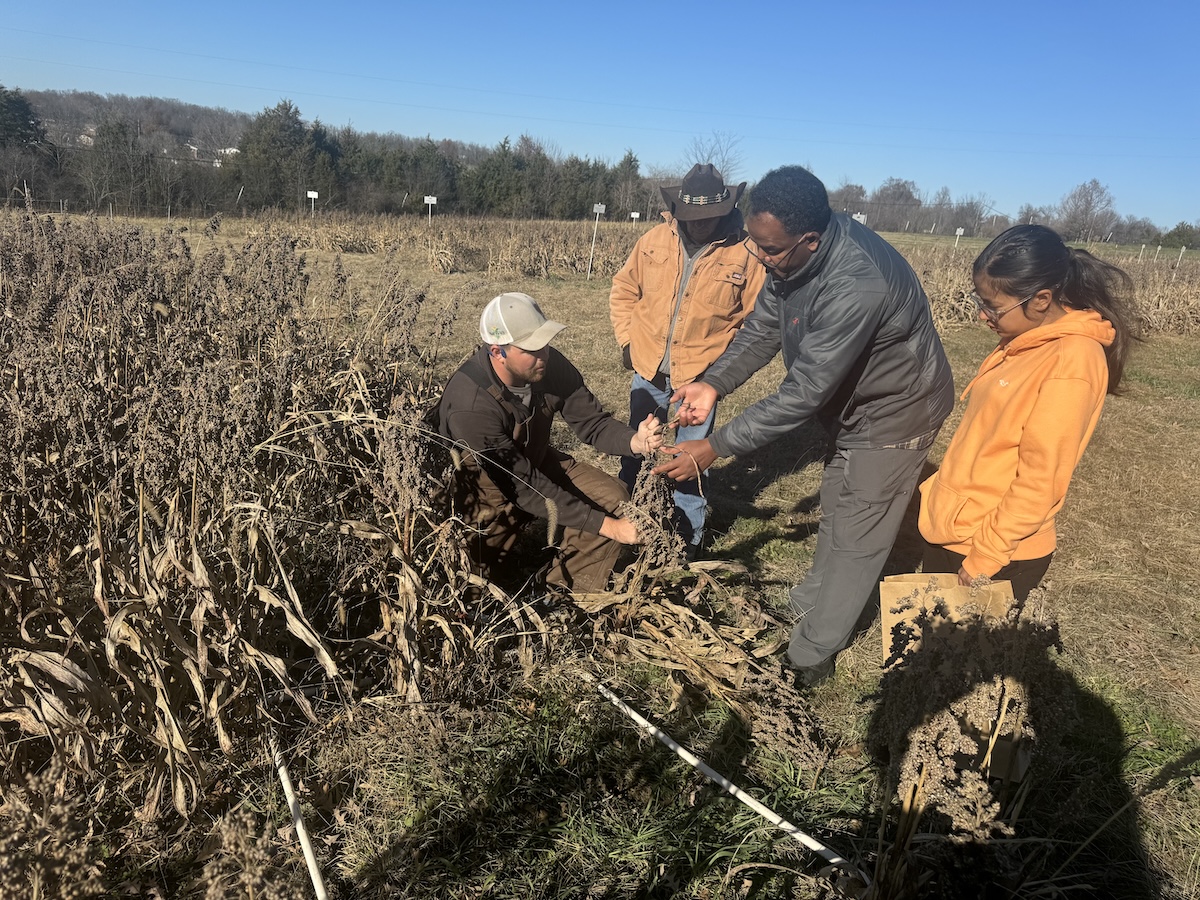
[689,262,749,316]
[918,477,970,546]
[640,246,674,295]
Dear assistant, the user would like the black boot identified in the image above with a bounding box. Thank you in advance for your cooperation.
[782,654,835,689]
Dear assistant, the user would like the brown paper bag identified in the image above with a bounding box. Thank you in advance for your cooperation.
[879,573,1015,662]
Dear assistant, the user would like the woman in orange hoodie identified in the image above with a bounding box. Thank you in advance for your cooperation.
[918,224,1138,601]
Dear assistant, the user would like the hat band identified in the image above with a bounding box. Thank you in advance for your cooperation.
[679,188,729,206]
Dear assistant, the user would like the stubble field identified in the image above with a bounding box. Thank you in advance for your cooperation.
[1,209,1197,899]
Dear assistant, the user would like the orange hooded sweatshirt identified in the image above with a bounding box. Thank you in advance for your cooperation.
[918,308,1115,578]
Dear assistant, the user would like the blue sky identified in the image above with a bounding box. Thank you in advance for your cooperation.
[3,1,1197,228]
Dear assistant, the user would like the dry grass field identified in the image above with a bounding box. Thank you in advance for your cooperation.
[1,210,1197,899]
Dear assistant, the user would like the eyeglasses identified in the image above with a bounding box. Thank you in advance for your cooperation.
[970,291,1035,323]
[743,234,808,267]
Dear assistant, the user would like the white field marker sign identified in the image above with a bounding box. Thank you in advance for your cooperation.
[425,195,437,224]
[587,203,606,280]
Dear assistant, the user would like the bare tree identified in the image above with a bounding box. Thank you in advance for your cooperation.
[679,130,744,182]
[1110,215,1161,245]
[645,164,678,218]
[1055,179,1119,243]
[867,177,922,232]
[1017,202,1051,226]
[828,179,867,214]
[926,186,953,233]
[951,193,989,236]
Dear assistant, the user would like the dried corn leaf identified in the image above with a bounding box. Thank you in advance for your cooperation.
[10,648,94,695]
[0,704,50,735]
[257,524,340,677]
[254,584,338,679]
[238,641,318,723]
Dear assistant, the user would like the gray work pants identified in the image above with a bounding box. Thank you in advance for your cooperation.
[786,444,932,668]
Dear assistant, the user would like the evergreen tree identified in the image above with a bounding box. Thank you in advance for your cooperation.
[230,101,309,209]
[0,85,46,148]
[0,85,50,204]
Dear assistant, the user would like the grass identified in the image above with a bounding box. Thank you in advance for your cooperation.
[1,210,1197,899]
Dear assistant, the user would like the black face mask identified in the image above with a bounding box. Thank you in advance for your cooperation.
[680,215,728,246]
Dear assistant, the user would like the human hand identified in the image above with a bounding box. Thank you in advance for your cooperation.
[670,382,718,426]
[651,439,718,483]
[599,515,640,544]
[631,414,664,456]
[957,565,974,587]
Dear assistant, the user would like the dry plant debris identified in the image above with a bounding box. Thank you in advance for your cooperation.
[0,211,475,831]
[2,209,1196,898]
[0,763,105,899]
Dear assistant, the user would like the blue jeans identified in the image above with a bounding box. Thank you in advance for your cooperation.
[620,372,715,549]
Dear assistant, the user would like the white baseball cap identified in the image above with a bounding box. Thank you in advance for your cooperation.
[479,292,566,351]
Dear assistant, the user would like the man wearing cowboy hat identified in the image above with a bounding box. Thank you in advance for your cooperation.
[609,163,766,558]
[438,292,664,595]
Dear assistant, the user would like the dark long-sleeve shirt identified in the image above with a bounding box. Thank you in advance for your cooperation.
[437,345,635,534]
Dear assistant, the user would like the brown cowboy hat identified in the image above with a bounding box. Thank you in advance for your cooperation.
[660,163,747,221]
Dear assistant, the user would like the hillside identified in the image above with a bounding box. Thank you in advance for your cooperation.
[25,88,251,156]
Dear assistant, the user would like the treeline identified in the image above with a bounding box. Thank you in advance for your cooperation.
[1,86,1196,245]
[2,90,655,223]
[827,177,1197,248]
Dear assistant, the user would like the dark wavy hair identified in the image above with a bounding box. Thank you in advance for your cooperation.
[974,224,1139,393]
[746,166,832,236]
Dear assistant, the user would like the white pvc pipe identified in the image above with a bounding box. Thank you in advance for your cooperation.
[270,732,329,900]
[594,681,869,885]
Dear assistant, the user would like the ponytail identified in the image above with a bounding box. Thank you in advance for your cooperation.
[974,225,1140,394]
[1060,247,1138,393]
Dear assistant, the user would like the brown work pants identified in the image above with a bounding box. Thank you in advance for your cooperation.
[456,451,628,593]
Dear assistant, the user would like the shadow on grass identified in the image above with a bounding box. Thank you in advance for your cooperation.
[704,421,828,570]
[343,692,779,899]
[866,610,1169,898]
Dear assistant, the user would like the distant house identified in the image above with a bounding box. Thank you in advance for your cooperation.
[213,147,239,168]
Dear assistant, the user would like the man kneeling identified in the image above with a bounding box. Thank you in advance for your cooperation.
[438,292,663,593]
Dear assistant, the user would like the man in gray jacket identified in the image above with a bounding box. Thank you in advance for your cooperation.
[654,166,954,686]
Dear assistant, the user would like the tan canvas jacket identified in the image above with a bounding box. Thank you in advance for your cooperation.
[609,212,766,387]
